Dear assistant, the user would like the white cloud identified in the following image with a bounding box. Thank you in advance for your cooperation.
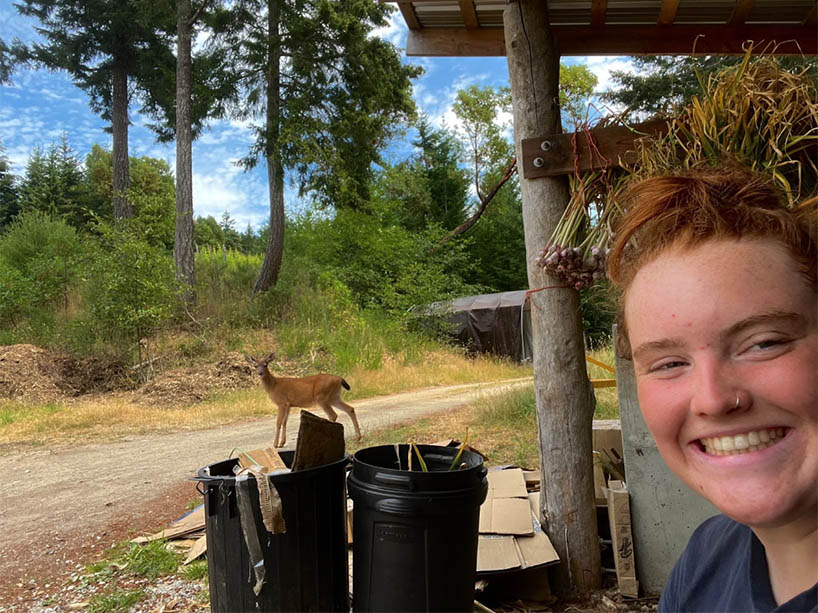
[372,9,406,49]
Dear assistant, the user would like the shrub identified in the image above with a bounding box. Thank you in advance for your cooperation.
[0,210,86,308]
[86,221,177,347]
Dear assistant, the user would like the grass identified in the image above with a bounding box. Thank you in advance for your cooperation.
[88,589,145,613]
[0,344,531,448]
[182,560,209,582]
[0,338,616,452]
[349,345,620,469]
[71,541,182,612]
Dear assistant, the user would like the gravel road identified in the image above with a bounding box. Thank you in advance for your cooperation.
[0,378,531,608]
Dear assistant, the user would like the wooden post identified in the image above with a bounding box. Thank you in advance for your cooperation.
[503,0,601,596]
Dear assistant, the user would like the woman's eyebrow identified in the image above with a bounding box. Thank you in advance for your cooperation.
[722,311,807,340]
[632,337,686,362]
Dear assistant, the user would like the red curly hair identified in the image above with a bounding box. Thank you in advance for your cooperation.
[607,167,817,358]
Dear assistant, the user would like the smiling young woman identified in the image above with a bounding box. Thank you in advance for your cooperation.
[607,168,817,612]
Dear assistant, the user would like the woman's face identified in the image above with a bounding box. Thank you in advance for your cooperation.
[625,238,817,529]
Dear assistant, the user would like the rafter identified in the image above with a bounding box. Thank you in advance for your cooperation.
[458,0,479,29]
[657,0,680,25]
[397,2,421,30]
[729,0,755,25]
[804,3,817,26]
[590,0,608,27]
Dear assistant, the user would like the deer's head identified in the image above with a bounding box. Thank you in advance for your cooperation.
[245,352,276,378]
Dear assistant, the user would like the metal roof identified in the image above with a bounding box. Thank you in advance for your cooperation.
[384,1,817,55]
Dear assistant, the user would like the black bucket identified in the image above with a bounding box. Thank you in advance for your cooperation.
[196,451,350,613]
[347,444,488,612]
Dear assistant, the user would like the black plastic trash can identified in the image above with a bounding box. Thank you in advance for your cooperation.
[196,451,350,613]
[347,444,488,612]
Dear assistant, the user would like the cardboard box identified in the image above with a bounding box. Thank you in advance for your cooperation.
[237,447,288,473]
[477,469,559,574]
[606,480,639,598]
[593,420,625,478]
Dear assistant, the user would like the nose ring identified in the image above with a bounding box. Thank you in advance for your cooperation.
[734,394,740,409]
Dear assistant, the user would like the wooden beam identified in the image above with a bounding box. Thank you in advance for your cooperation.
[520,120,669,180]
[804,3,817,26]
[397,2,421,30]
[406,25,818,56]
[657,0,680,25]
[590,0,608,27]
[458,0,479,29]
[729,0,755,25]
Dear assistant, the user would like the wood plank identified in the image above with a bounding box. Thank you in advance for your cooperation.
[590,0,608,27]
[591,379,617,389]
[657,0,680,25]
[398,2,421,30]
[458,0,479,29]
[729,0,755,25]
[405,25,817,56]
[520,119,669,180]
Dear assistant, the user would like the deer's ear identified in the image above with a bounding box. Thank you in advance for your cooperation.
[263,352,276,365]
[244,354,256,365]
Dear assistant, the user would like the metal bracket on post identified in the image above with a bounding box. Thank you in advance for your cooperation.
[519,119,668,179]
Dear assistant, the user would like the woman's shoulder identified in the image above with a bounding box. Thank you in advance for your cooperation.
[688,513,749,546]
[659,514,755,612]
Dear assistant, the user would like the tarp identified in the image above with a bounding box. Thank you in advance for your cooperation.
[426,290,532,362]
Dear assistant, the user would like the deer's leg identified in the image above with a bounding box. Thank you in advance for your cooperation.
[332,398,361,441]
[319,403,339,422]
[274,404,290,448]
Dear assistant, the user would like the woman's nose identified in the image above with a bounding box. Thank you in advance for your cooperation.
[689,358,747,417]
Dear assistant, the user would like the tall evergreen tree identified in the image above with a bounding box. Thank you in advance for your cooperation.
[15,0,176,219]
[17,136,90,225]
[0,141,20,227]
[211,0,420,293]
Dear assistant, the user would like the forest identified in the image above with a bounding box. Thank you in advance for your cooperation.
[0,0,800,373]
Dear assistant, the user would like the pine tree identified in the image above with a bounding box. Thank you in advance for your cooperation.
[15,0,175,219]
[210,0,420,293]
[0,141,20,227]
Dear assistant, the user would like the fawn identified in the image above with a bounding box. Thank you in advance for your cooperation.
[245,352,362,448]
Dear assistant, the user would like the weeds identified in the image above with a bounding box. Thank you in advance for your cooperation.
[182,560,209,582]
[88,588,145,613]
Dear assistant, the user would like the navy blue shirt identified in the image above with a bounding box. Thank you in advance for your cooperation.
[660,515,817,612]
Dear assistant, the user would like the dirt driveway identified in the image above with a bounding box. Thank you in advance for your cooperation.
[0,378,530,608]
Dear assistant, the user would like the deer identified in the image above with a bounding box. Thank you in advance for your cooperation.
[245,352,362,448]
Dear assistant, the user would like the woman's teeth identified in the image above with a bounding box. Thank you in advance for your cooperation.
[700,428,785,456]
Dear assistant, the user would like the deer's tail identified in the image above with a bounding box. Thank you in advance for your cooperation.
[341,378,350,391]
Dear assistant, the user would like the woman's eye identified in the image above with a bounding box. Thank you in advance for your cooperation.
[650,360,687,373]
[753,339,783,350]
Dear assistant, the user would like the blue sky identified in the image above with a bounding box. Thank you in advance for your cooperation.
[0,2,634,231]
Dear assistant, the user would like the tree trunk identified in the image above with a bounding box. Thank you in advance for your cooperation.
[112,62,132,219]
[253,0,284,294]
[503,0,600,596]
[174,0,197,305]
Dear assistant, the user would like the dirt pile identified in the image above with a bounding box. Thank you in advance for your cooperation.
[0,345,256,405]
[0,344,129,401]
[137,352,256,406]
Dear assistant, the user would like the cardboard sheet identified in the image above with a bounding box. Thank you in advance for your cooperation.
[477,468,559,574]
[486,468,528,498]
[479,497,534,535]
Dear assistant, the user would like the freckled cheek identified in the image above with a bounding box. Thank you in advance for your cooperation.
[636,380,688,451]
[743,356,818,420]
